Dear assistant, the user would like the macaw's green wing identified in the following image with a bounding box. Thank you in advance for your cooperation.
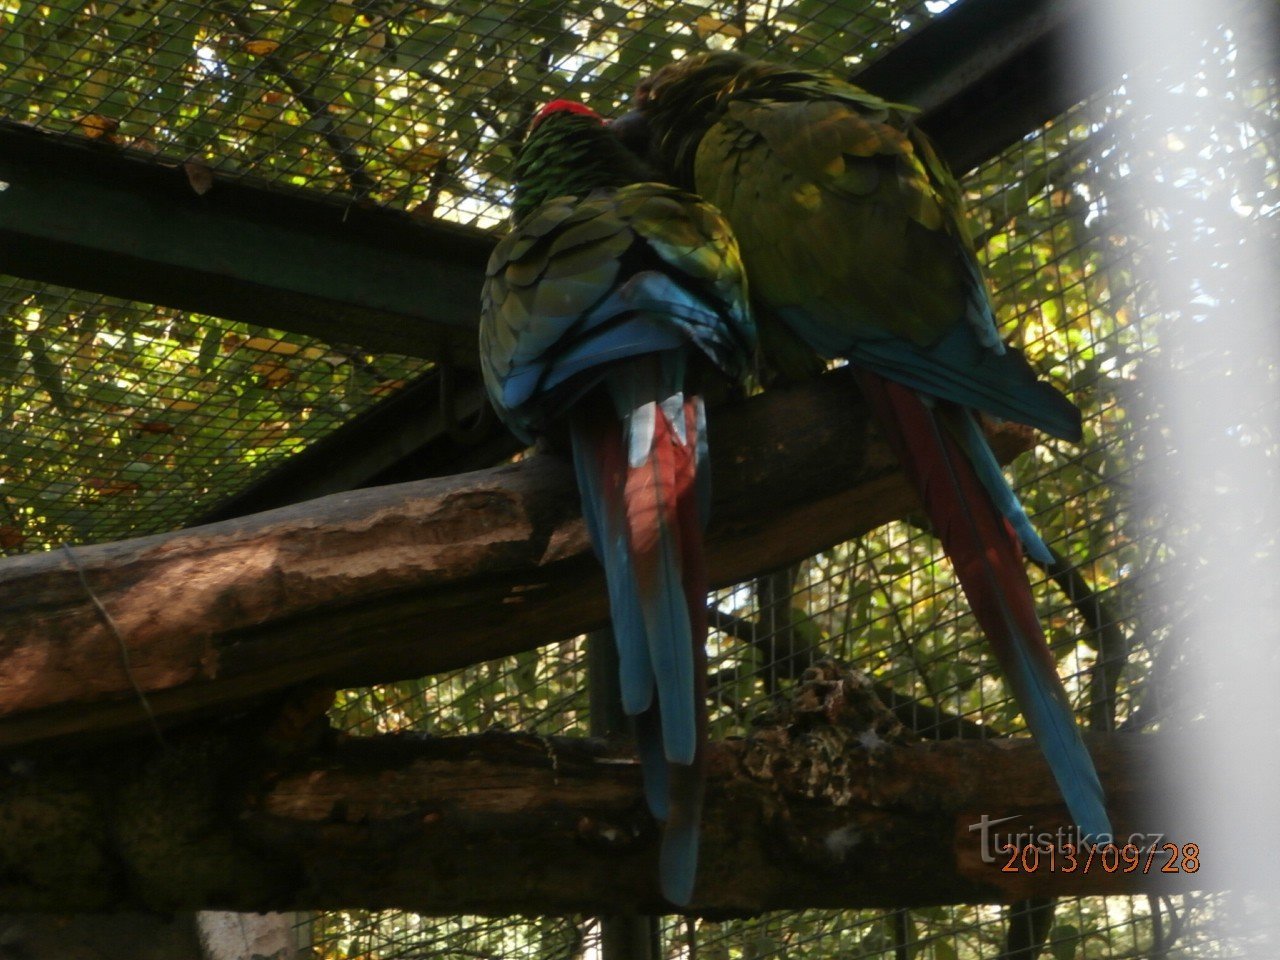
[692,93,1078,438]
[480,183,755,442]
[694,94,972,349]
[481,195,629,439]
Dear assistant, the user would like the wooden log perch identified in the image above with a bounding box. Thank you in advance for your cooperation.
[0,670,1195,915]
[0,370,1037,752]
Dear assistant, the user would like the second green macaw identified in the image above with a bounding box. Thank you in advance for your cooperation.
[614,51,1112,842]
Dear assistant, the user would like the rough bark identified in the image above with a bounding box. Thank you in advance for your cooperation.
[0,913,204,960]
[0,669,1197,916]
[0,370,1038,752]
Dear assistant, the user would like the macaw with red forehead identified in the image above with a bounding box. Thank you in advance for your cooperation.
[480,99,756,904]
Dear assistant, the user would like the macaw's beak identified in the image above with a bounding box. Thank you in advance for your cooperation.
[608,109,651,156]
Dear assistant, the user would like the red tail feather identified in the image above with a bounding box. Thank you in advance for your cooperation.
[855,370,1058,683]
[624,406,686,595]
[855,368,1111,838]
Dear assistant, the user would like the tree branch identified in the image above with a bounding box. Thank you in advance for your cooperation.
[217,3,376,200]
[0,667,1191,916]
[0,370,1038,752]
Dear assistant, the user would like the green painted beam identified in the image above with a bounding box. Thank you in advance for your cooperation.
[854,0,1107,174]
[0,121,493,361]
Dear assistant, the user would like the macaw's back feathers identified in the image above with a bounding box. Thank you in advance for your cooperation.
[481,101,755,904]
[481,182,754,445]
[631,54,990,357]
[622,53,1109,838]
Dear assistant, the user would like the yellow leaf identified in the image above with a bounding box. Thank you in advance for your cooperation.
[252,361,295,388]
[329,1,357,24]
[183,161,214,196]
[82,68,114,101]
[694,14,742,38]
[79,114,119,139]
[243,39,281,56]
[388,142,448,173]
[243,337,303,355]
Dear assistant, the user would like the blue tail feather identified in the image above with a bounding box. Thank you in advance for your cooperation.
[610,362,699,766]
[635,707,671,821]
[660,761,705,906]
[949,409,1055,565]
[1002,619,1112,841]
[575,353,709,905]
[642,526,697,764]
[570,417,654,715]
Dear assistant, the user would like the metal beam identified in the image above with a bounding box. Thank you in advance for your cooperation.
[193,369,516,523]
[853,0,1108,173]
[0,121,492,361]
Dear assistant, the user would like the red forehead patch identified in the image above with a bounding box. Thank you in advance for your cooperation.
[530,99,601,132]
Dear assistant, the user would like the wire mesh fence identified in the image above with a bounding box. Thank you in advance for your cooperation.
[0,274,431,550]
[2,0,1276,957]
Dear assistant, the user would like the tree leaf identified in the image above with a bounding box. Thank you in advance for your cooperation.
[26,335,70,413]
[243,39,282,56]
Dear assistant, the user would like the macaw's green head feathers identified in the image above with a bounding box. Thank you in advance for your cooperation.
[512,99,656,223]
[615,52,769,185]
[616,51,916,189]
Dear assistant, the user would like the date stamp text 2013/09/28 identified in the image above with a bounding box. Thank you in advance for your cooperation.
[997,842,1200,875]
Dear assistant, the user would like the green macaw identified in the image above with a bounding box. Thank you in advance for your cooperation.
[613,52,1111,842]
[480,99,757,904]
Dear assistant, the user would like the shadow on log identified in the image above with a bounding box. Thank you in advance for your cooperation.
[0,369,1039,752]
[0,667,1193,916]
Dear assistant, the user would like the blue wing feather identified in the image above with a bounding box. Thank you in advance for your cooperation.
[845,325,1082,442]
